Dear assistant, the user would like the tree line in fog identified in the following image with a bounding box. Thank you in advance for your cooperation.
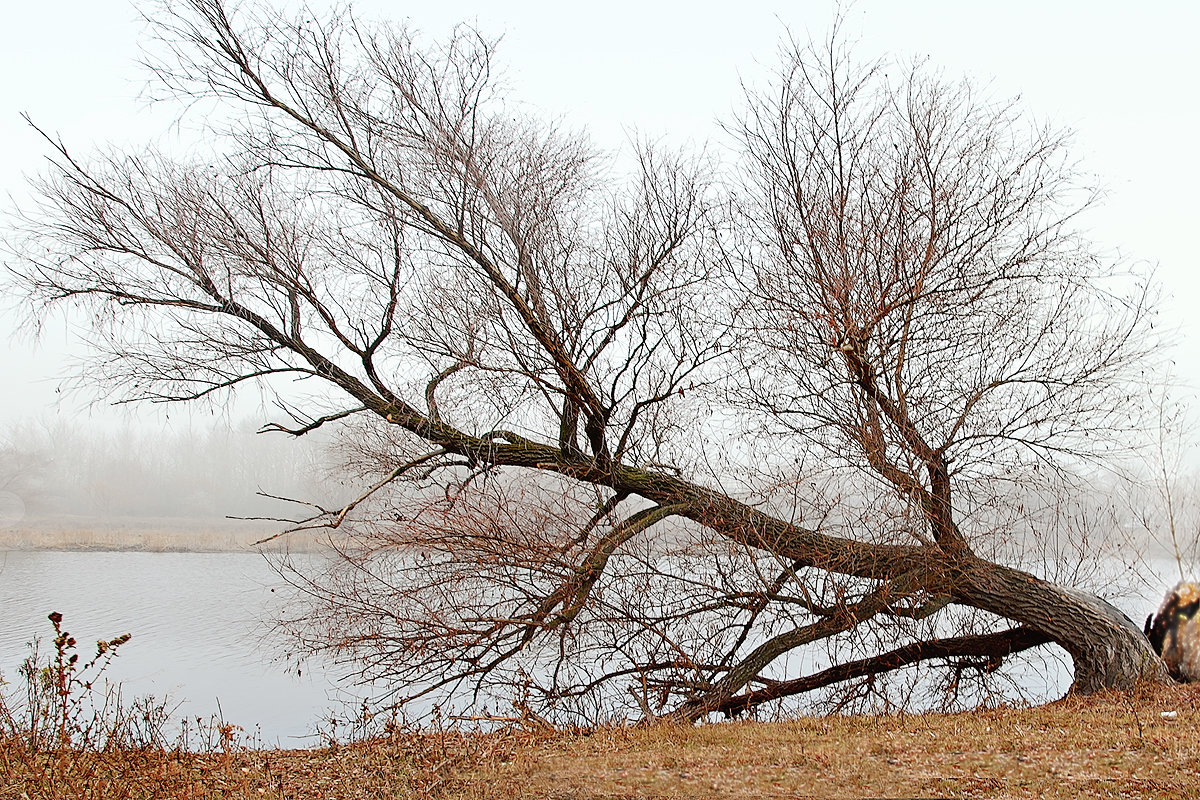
[0,418,344,522]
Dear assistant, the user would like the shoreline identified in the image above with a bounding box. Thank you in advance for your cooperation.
[0,515,334,553]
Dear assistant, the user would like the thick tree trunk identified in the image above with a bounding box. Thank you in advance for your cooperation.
[950,555,1168,692]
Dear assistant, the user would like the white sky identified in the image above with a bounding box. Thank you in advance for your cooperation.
[2,0,1198,431]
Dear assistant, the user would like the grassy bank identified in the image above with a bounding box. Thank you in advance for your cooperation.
[5,684,1200,799]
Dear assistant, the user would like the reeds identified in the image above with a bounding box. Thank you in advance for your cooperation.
[0,516,331,553]
[1,612,170,797]
[0,612,156,752]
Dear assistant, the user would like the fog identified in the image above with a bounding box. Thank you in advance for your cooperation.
[0,418,348,550]
[3,0,1200,560]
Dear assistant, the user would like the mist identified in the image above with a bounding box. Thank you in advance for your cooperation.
[0,418,348,551]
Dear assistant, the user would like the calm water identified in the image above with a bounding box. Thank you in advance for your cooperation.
[0,550,360,748]
[0,549,1185,746]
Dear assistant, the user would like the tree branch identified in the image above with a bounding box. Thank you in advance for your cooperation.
[712,627,1053,717]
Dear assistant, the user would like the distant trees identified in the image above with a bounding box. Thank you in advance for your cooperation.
[0,424,49,524]
[7,0,1168,723]
[0,420,335,520]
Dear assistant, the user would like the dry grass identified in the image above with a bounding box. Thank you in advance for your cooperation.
[459,685,1200,799]
[5,685,1200,799]
[0,515,331,552]
[0,732,462,799]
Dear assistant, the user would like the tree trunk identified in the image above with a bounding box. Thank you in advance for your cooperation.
[951,555,1168,692]
[599,463,1166,699]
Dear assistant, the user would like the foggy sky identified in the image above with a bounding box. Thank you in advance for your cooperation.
[3,0,1198,433]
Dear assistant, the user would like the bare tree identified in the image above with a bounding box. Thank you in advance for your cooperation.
[6,0,1167,724]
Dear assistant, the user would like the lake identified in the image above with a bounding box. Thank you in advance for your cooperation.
[0,548,1185,746]
[0,550,362,748]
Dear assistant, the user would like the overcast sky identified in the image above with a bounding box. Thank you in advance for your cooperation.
[2,0,1198,431]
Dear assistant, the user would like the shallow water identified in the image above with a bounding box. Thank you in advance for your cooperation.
[0,550,359,748]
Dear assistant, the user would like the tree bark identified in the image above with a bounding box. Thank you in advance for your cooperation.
[948,555,1168,692]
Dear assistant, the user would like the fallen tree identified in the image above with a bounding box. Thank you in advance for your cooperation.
[8,0,1168,723]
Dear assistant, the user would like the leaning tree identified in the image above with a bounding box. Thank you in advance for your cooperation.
[7,0,1168,723]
